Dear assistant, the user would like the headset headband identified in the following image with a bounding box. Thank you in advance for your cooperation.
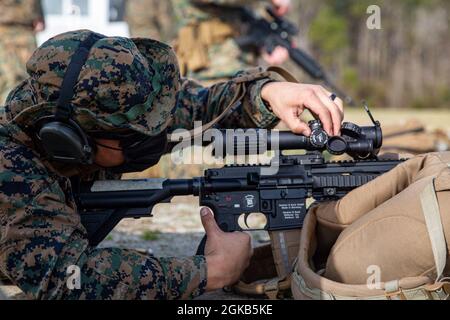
[56,33,106,121]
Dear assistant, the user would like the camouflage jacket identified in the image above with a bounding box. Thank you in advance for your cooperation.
[172,0,265,28]
[0,0,44,28]
[172,0,269,80]
[0,74,279,299]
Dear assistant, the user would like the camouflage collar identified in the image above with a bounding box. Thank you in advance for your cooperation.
[0,121,35,149]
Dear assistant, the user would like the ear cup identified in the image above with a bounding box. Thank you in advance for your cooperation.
[38,121,93,164]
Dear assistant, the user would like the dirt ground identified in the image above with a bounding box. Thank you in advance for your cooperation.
[1,109,450,300]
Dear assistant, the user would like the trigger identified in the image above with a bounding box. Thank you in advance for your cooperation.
[244,213,251,229]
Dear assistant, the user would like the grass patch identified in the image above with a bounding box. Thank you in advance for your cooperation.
[141,230,161,241]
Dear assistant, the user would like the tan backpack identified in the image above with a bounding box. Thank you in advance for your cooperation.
[292,212,449,300]
[236,153,450,300]
[292,167,450,300]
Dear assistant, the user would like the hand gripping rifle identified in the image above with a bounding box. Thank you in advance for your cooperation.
[233,6,354,105]
[75,107,403,251]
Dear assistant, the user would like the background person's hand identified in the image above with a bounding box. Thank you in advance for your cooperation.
[33,19,46,32]
[262,46,290,65]
[261,82,344,136]
[272,0,291,16]
[201,207,253,291]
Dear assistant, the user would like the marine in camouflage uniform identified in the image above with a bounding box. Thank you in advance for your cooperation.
[125,0,174,41]
[0,0,45,105]
[172,0,271,82]
[0,30,279,299]
[134,0,276,180]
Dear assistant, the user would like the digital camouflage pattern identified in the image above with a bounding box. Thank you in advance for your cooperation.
[0,0,44,105]
[172,0,265,27]
[6,30,180,137]
[0,30,279,299]
[172,0,267,81]
[142,0,271,179]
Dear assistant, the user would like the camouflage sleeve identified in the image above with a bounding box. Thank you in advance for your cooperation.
[192,0,265,6]
[0,136,207,300]
[33,0,45,22]
[169,71,280,132]
[0,0,44,27]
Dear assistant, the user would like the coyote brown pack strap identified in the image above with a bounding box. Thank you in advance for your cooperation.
[293,270,449,300]
[232,244,294,299]
[233,277,292,300]
[232,230,300,299]
[168,66,297,142]
[420,178,448,280]
[269,230,301,278]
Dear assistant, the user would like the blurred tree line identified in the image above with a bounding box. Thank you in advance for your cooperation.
[139,0,450,109]
[293,0,450,109]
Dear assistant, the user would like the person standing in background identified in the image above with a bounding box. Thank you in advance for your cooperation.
[125,0,174,41]
[172,0,291,83]
[0,0,45,105]
[124,0,292,179]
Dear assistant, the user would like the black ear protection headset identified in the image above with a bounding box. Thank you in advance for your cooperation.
[34,33,106,165]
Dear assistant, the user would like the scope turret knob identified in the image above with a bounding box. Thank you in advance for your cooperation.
[309,120,328,148]
[309,120,323,131]
[341,122,362,137]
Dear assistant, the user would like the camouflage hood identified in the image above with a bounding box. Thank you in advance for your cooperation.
[3,29,180,137]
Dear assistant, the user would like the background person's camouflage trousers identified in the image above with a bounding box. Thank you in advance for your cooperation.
[0,0,44,105]
[0,27,38,105]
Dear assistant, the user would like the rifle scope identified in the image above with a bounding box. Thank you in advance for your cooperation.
[214,106,383,160]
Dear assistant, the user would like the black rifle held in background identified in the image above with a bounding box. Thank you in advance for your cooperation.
[235,6,354,105]
[75,107,402,248]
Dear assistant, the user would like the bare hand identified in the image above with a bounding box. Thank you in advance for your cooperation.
[262,46,290,65]
[33,19,46,32]
[261,82,344,136]
[272,0,291,16]
[201,207,252,291]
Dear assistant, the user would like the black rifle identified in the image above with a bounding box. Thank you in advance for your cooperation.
[233,6,354,105]
[75,108,403,247]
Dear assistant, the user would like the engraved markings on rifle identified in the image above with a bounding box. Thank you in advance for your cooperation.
[244,195,255,208]
[277,202,304,220]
